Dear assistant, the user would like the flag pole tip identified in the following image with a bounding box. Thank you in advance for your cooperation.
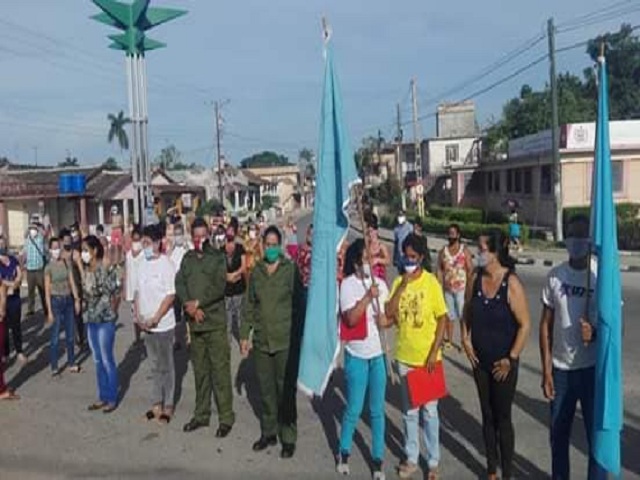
[599,41,606,60]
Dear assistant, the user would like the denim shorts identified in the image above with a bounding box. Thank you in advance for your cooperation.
[444,289,465,321]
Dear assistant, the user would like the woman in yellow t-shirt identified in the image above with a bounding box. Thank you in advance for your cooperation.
[384,233,448,480]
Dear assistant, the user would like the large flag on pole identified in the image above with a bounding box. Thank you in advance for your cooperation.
[297,22,361,397]
[591,51,623,477]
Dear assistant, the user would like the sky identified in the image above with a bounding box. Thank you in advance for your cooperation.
[0,0,637,168]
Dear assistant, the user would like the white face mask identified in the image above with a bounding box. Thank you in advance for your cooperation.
[81,251,92,264]
[174,235,184,247]
[362,263,372,278]
[404,264,418,274]
[50,249,61,261]
[216,235,225,244]
[249,231,257,240]
[131,241,142,253]
[398,216,406,225]
[29,229,38,238]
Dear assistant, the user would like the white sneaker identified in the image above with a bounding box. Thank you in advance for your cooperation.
[336,454,350,475]
[372,470,386,480]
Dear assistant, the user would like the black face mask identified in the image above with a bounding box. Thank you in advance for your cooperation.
[63,245,72,252]
[448,237,459,245]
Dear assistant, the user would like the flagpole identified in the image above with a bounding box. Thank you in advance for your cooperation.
[354,183,398,385]
[585,41,606,342]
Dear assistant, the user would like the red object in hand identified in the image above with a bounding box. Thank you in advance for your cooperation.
[406,362,448,409]
[340,312,367,341]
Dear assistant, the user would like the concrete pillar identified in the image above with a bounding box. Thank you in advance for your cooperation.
[0,200,7,240]
[244,190,249,210]
[79,197,88,233]
[234,190,240,211]
[98,201,105,226]
[123,199,130,228]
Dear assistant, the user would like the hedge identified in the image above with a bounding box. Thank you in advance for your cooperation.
[427,206,484,224]
[618,219,640,250]
[563,203,639,224]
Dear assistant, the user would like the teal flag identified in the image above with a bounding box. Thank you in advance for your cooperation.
[591,55,623,477]
[297,38,360,396]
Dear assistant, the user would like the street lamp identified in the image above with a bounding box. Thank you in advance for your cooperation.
[91,0,187,225]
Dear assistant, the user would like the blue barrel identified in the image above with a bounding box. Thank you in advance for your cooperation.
[58,174,73,194]
[69,174,86,195]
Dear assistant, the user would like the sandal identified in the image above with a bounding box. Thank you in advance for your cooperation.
[427,468,439,480]
[0,389,20,400]
[158,413,172,424]
[68,365,82,373]
[103,404,117,414]
[144,410,156,421]
[88,402,107,411]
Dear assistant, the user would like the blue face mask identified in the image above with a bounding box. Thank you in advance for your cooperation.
[403,257,419,274]
[143,246,156,261]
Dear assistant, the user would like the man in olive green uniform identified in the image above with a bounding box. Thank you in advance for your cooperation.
[175,217,235,437]
[240,225,306,459]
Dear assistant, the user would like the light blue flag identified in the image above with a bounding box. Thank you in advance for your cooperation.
[297,35,361,397]
[591,54,623,477]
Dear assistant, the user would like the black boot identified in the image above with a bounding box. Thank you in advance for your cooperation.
[183,418,209,433]
[281,443,296,459]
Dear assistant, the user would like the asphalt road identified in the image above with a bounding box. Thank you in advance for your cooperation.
[1,216,638,479]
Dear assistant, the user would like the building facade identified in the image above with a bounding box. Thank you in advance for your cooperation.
[451,120,640,228]
[243,165,302,213]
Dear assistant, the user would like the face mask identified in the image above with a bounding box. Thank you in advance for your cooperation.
[193,238,204,252]
[448,237,458,245]
[226,234,235,243]
[81,251,92,264]
[249,231,257,240]
[50,249,61,261]
[131,241,142,253]
[71,232,79,241]
[264,246,281,264]
[398,216,406,225]
[174,236,184,247]
[565,238,590,260]
[143,246,155,261]
[0,248,7,257]
[216,235,225,244]
[63,245,72,252]
[403,257,419,274]
[29,229,38,238]
[477,252,490,268]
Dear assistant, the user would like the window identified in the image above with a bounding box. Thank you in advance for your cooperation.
[524,168,532,194]
[612,161,624,193]
[540,165,552,194]
[445,144,459,165]
[494,171,501,192]
[487,172,493,192]
[506,169,513,193]
[514,169,522,193]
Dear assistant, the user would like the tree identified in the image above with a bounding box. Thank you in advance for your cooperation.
[58,156,79,168]
[485,24,637,152]
[354,136,383,179]
[107,111,131,161]
[240,151,292,169]
[102,157,121,171]
[298,147,316,182]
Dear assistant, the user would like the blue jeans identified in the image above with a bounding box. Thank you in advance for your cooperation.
[550,367,607,480]
[87,322,118,405]
[339,352,387,462]
[397,362,440,468]
[50,295,76,372]
[444,289,465,321]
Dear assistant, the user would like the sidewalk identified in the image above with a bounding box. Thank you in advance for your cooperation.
[351,217,640,273]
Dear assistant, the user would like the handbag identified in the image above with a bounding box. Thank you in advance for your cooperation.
[339,311,367,342]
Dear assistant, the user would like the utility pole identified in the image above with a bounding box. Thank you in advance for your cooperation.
[395,103,407,211]
[548,17,563,241]
[214,101,224,205]
[411,78,424,217]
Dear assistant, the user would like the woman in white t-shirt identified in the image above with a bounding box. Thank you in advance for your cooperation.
[337,238,390,480]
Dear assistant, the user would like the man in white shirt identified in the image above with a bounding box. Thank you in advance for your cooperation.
[539,215,605,480]
[125,226,145,346]
[134,224,176,423]
[168,223,190,349]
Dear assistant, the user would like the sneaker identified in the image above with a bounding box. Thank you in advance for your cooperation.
[398,461,418,479]
[336,452,350,475]
[372,459,385,480]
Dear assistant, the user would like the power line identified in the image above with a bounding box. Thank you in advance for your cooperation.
[557,0,634,30]
[558,3,640,33]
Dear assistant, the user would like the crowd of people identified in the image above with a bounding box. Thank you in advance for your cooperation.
[0,209,606,479]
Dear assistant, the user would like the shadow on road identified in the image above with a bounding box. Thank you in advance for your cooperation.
[117,340,146,405]
[235,355,262,420]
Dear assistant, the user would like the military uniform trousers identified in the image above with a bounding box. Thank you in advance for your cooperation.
[190,329,235,426]
[254,347,298,445]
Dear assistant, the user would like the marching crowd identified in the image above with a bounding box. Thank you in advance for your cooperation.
[0,210,605,479]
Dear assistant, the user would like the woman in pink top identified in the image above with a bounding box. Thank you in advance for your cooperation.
[367,221,390,281]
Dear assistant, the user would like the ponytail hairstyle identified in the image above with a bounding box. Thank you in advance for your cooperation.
[482,229,516,271]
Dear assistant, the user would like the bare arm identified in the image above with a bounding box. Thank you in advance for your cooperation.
[539,305,555,378]
[435,249,445,285]
[507,274,532,360]
[464,247,474,283]
[377,243,391,266]
[344,288,375,327]
[44,270,53,322]
[427,314,447,361]
[150,294,175,328]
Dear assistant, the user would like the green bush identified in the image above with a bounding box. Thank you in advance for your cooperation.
[563,203,639,225]
[428,206,484,224]
[419,218,530,242]
[618,219,640,250]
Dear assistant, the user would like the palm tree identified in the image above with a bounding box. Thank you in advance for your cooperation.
[107,111,131,161]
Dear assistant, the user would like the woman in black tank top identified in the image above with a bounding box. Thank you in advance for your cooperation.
[461,230,531,480]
